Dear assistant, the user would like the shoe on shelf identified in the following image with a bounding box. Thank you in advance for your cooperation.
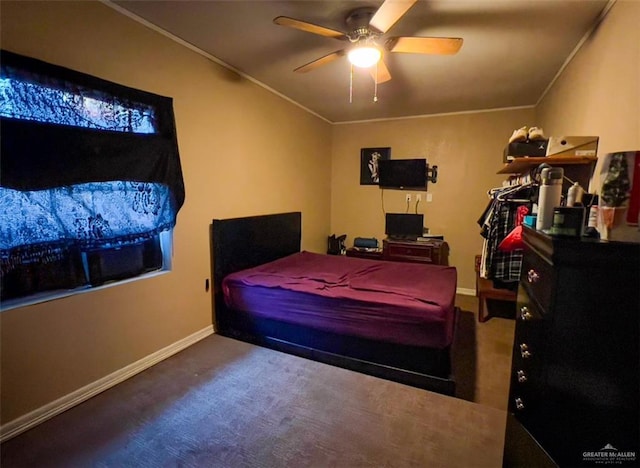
[509,126,528,143]
[528,126,546,141]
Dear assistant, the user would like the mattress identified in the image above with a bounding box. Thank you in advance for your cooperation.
[222,251,457,349]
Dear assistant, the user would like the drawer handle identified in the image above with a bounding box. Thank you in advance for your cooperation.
[520,306,532,321]
[520,343,532,359]
[517,370,528,383]
[514,397,525,411]
[527,269,540,283]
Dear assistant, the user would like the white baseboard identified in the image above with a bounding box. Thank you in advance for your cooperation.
[456,287,476,296]
[0,325,214,442]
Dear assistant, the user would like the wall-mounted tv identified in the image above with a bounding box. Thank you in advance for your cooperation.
[378,158,427,190]
[385,213,424,239]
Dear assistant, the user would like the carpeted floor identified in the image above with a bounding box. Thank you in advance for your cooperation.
[0,295,515,467]
[454,296,515,411]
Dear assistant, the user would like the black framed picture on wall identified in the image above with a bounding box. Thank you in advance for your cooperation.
[360,147,391,185]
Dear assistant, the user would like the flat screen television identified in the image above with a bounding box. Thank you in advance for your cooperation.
[378,158,427,190]
[385,213,424,239]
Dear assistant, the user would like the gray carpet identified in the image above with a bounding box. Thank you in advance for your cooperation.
[0,333,505,467]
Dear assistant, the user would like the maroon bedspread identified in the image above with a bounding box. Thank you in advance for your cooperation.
[222,251,457,348]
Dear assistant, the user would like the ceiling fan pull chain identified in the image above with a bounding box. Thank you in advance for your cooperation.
[374,63,378,102]
[349,64,354,104]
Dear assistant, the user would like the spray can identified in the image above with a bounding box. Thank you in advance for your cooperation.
[566,182,582,207]
[536,167,564,231]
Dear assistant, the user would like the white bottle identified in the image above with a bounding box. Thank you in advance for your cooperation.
[536,167,564,231]
[566,182,582,207]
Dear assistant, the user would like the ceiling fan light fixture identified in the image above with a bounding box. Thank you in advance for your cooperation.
[348,46,381,68]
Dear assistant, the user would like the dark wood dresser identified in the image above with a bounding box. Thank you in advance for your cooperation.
[346,239,449,266]
[383,238,449,265]
[503,226,639,467]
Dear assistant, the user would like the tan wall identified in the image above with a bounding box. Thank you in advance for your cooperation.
[536,0,640,189]
[0,1,331,424]
[330,107,535,291]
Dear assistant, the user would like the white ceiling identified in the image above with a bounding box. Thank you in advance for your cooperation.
[111,0,610,123]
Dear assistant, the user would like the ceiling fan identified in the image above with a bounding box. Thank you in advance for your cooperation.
[274,0,463,84]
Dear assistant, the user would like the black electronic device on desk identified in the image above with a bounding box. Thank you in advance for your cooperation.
[385,213,424,241]
[353,237,379,249]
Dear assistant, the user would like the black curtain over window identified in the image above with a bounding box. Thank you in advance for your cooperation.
[0,49,185,207]
[2,118,183,196]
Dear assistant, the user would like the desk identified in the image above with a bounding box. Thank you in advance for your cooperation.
[347,239,448,266]
[383,239,448,265]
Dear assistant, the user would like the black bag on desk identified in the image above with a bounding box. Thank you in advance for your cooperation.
[327,234,346,255]
[354,237,378,249]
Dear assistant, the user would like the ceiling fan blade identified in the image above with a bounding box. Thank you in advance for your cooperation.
[294,50,346,73]
[387,36,463,55]
[369,0,417,34]
[369,59,392,84]
[274,16,347,40]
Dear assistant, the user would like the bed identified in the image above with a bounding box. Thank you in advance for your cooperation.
[211,212,459,395]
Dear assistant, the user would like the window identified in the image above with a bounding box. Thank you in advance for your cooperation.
[0,50,185,310]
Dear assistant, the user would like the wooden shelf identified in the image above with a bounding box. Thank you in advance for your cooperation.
[497,155,597,174]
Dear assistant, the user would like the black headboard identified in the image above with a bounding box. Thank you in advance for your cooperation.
[211,212,301,289]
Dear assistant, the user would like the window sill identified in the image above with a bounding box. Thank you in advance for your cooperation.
[0,269,169,313]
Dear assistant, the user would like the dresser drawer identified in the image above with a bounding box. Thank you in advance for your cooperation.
[385,243,435,263]
[521,249,555,312]
[382,240,448,265]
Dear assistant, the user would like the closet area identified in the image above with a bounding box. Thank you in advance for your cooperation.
[476,155,596,322]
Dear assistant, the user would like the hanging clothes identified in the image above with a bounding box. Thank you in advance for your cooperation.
[478,183,536,290]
